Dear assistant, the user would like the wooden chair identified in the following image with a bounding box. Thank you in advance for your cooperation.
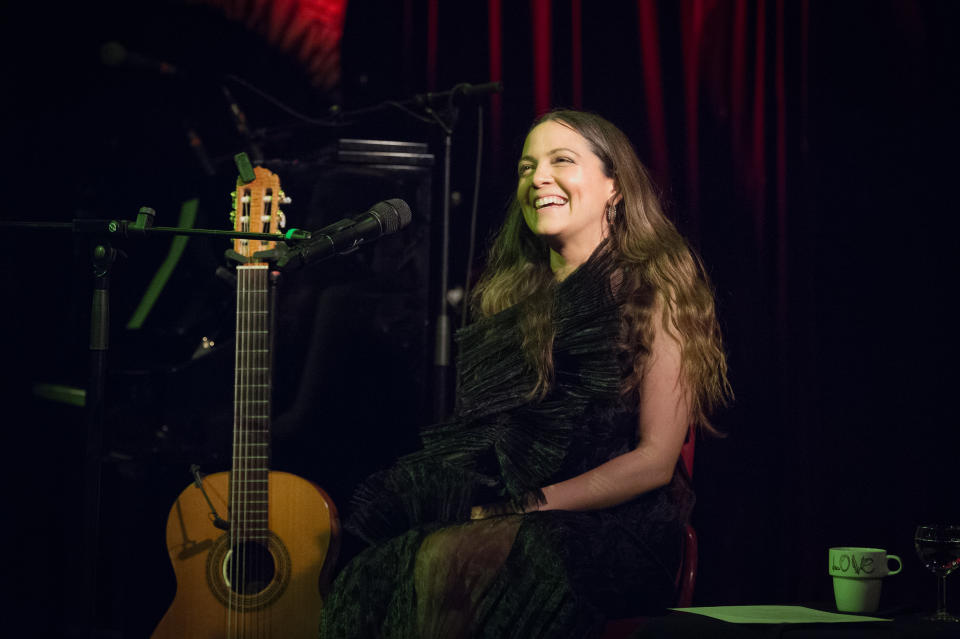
[600,427,698,638]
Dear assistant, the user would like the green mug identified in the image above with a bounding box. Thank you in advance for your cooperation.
[828,547,902,613]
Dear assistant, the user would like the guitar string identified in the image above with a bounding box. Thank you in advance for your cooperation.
[249,262,253,639]
[261,262,271,637]
[235,195,249,638]
[241,263,250,639]
[261,193,272,639]
[238,212,252,637]
[250,263,256,636]
[252,199,272,637]
[238,261,246,639]
[263,263,270,638]
[244,264,257,637]
[246,264,256,637]
[241,232,251,636]
[229,262,241,638]
[240,262,250,638]
[256,263,265,638]
[255,220,266,637]
[266,197,278,637]
[233,201,241,637]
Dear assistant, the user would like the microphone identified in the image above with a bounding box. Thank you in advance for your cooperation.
[413,82,503,107]
[259,199,412,270]
[100,41,179,75]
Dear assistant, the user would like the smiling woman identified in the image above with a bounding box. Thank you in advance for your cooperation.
[318,109,731,638]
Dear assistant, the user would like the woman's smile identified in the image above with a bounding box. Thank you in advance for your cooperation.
[534,195,569,210]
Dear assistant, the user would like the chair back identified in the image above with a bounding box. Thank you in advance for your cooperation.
[680,425,695,479]
[674,425,697,607]
[599,425,700,638]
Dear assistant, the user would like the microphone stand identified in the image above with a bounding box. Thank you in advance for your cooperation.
[0,211,308,638]
[420,85,499,422]
[428,108,456,424]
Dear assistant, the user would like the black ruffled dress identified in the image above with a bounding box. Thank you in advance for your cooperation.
[319,246,694,638]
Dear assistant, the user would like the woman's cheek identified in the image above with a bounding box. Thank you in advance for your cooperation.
[522,207,538,233]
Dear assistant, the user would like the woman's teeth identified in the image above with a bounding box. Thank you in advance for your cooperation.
[534,196,568,209]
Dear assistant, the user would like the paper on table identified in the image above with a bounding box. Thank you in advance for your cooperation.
[668,605,891,624]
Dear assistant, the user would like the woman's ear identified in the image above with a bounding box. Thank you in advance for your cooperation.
[609,177,623,206]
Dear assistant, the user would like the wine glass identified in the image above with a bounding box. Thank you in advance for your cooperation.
[914,525,960,622]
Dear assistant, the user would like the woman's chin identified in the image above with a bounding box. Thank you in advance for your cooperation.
[527,216,567,238]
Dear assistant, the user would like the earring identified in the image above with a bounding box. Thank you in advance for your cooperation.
[606,203,617,224]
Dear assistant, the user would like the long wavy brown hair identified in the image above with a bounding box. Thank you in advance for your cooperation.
[471,109,731,432]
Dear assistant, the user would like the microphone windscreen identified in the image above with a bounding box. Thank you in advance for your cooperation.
[376,199,412,234]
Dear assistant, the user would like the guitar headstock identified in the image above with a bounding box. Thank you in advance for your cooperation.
[230,166,287,261]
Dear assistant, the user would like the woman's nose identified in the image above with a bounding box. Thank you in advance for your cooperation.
[532,164,552,186]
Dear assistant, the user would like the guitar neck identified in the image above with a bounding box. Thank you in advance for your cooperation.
[231,263,273,539]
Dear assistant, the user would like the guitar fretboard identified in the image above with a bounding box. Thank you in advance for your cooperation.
[230,263,272,540]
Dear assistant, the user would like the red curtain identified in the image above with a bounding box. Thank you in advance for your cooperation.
[196,0,348,88]
[475,0,806,328]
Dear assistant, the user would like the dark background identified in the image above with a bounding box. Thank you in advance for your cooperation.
[1,1,958,637]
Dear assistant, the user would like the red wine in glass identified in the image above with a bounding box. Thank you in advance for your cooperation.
[914,525,960,622]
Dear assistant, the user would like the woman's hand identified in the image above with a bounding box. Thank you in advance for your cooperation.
[470,496,539,520]
[470,502,517,520]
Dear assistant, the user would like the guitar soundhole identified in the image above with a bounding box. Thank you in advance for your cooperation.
[207,532,291,610]
[225,542,276,594]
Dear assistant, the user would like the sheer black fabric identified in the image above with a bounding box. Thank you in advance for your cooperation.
[319,245,694,638]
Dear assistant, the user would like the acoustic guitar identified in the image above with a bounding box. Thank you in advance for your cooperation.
[153,166,340,638]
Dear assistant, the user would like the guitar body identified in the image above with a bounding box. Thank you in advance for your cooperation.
[153,471,339,639]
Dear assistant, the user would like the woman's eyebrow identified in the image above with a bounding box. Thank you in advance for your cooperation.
[519,147,581,162]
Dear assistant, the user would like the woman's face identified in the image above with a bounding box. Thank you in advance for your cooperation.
[517,119,617,249]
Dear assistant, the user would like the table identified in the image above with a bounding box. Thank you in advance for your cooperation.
[631,606,960,638]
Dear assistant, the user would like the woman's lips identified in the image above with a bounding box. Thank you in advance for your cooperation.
[534,195,568,209]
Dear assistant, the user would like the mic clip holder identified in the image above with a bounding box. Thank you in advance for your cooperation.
[122,206,156,236]
[190,464,230,531]
[226,241,298,270]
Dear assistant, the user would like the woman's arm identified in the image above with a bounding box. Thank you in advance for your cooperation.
[471,311,691,518]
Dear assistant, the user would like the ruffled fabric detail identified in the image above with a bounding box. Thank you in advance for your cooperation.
[346,246,629,543]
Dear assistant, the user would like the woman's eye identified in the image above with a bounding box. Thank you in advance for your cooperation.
[518,164,533,175]
[553,156,572,164]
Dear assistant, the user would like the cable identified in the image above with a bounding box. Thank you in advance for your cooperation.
[224,75,446,128]
[224,74,350,127]
[461,105,484,329]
